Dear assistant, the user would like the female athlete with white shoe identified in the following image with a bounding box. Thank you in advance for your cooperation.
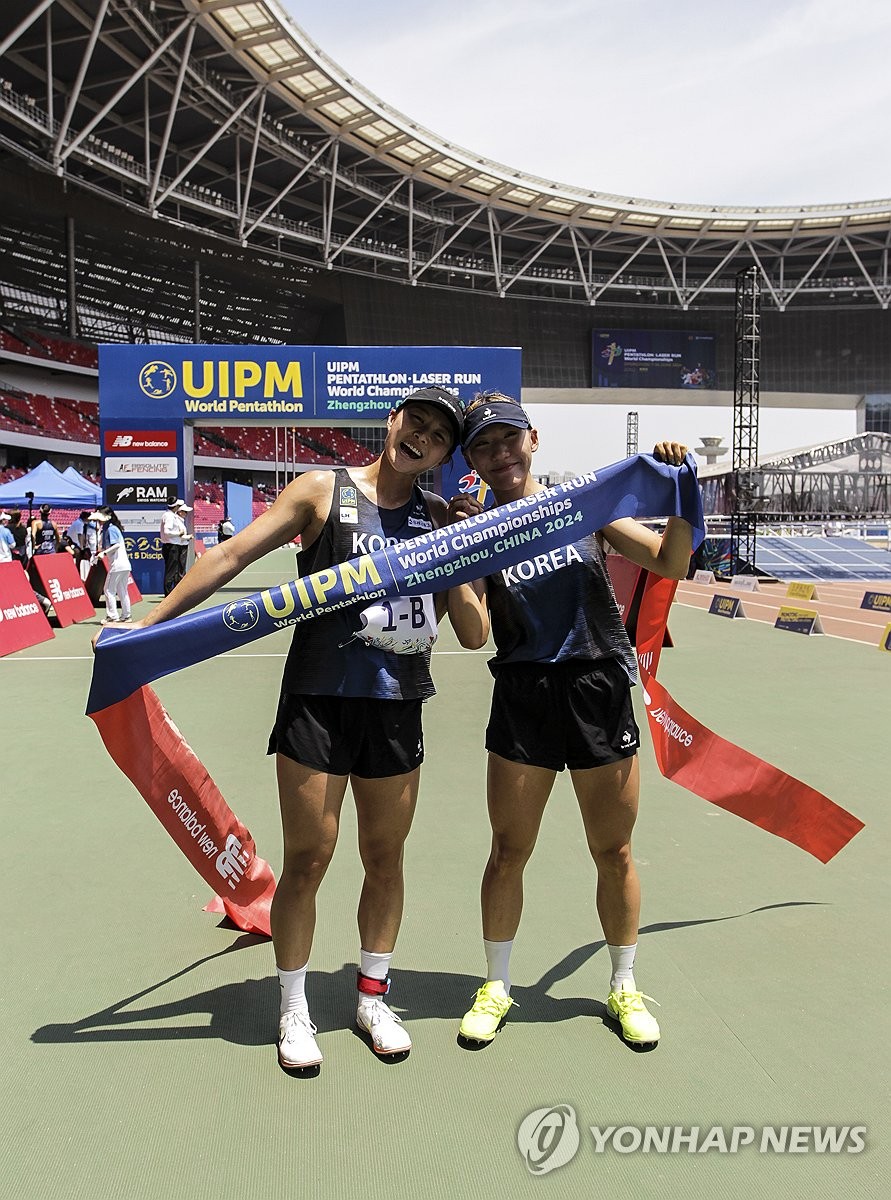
[116,388,487,1070]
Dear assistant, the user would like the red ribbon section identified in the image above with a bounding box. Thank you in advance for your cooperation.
[91,687,275,934]
[635,573,863,863]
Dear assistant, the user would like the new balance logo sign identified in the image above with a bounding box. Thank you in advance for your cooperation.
[104,431,177,453]
[44,578,86,604]
[216,833,249,891]
[650,707,694,748]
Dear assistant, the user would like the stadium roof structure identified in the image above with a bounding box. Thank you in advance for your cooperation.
[1,0,891,316]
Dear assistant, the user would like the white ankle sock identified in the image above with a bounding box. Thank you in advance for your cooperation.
[359,949,393,982]
[277,963,309,1017]
[484,938,514,994]
[608,943,637,992]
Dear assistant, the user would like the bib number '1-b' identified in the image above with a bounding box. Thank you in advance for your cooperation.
[355,594,437,654]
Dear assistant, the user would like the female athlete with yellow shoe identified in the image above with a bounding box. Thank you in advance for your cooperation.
[449,394,694,1048]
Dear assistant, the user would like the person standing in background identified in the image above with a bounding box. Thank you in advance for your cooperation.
[159,498,192,596]
[0,511,14,562]
[63,510,89,565]
[81,511,101,579]
[94,507,133,624]
[6,510,30,565]
[30,504,60,555]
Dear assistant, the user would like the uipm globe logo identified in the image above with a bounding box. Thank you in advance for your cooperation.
[139,361,177,398]
[517,1104,580,1174]
[222,599,260,633]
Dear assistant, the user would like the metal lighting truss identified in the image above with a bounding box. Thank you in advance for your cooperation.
[730,266,760,574]
[1,0,891,314]
[625,411,638,458]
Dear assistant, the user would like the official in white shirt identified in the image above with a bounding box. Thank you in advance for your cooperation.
[159,498,193,596]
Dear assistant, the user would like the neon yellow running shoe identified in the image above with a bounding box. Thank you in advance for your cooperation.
[458,980,514,1042]
[606,981,661,1045]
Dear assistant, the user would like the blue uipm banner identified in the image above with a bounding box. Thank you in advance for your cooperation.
[98,343,523,592]
[98,344,522,422]
[88,453,704,714]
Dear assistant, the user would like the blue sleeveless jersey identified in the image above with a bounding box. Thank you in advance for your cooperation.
[281,469,437,699]
[486,533,637,681]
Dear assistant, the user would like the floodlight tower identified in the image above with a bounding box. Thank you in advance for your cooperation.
[730,266,761,575]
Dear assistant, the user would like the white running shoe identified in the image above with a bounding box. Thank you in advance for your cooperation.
[278,1009,323,1069]
[356,997,412,1055]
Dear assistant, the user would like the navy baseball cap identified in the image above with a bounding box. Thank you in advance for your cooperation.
[393,387,464,450]
[462,398,532,449]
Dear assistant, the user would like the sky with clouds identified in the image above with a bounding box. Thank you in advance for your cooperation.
[285,0,890,207]
[282,1,878,468]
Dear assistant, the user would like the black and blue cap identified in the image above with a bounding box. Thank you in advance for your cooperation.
[393,386,464,451]
[462,399,532,450]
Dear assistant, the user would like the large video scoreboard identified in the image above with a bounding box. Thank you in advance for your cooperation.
[592,329,717,389]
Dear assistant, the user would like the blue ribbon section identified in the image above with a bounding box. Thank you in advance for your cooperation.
[88,454,703,714]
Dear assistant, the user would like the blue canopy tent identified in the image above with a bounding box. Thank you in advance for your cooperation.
[61,466,103,504]
[0,460,102,507]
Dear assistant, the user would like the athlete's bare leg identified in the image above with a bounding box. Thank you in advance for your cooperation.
[352,768,420,952]
[571,755,641,946]
[480,752,557,941]
[271,754,350,970]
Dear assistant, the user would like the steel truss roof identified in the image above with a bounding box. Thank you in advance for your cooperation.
[2,0,890,312]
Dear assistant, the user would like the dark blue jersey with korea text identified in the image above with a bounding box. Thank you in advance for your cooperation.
[281,469,437,699]
[486,533,637,682]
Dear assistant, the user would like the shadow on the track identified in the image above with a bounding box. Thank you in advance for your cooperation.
[30,902,822,1047]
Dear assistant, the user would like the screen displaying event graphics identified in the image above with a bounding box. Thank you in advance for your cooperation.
[592,329,717,389]
[98,345,522,592]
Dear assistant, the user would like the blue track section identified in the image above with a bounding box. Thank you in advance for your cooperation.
[755,536,891,581]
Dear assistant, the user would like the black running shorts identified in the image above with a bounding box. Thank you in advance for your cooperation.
[268,692,424,778]
[485,658,640,771]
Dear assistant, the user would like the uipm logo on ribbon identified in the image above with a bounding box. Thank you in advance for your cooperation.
[222,599,260,632]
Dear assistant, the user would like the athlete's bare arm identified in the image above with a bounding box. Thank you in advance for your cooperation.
[426,492,490,649]
[600,440,693,579]
[127,471,336,630]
